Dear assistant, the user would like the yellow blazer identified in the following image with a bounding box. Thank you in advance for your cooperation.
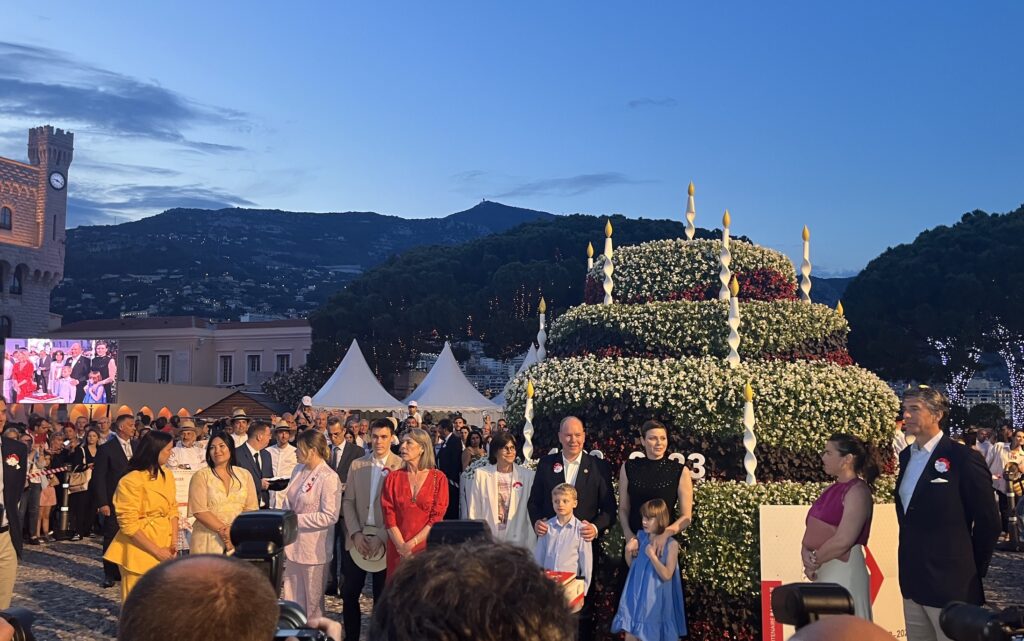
[103,468,177,574]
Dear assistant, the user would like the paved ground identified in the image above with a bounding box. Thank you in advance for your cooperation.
[10,539,1024,640]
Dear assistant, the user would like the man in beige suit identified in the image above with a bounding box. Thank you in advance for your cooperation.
[340,418,402,640]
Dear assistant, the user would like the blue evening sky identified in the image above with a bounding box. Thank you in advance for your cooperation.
[2,2,1022,274]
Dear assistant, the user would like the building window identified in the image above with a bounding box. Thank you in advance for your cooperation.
[0,207,11,230]
[10,265,24,295]
[52,215,56,240]
[276,353,291,373]
[0,316,11,340]
[220,355,234,384]
[156,354,171,383]
[248,354,261,373]
[124,355,139,382]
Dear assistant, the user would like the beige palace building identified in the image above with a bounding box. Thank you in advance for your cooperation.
[48,316,311,391]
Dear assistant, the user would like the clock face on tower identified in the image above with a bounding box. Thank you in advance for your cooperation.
[49,171,66,190]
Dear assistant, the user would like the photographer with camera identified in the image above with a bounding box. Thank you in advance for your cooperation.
[0,398,28,608]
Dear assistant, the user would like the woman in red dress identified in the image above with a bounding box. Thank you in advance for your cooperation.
[380,427,449,577]
[11,349,36,402]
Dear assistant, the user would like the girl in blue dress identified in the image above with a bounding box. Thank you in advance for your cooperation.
[612,498,687,641]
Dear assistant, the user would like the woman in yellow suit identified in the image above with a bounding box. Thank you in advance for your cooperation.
[103,431,178,603]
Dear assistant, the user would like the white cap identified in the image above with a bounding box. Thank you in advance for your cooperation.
[301,395,312,406]
[408,400,418,408]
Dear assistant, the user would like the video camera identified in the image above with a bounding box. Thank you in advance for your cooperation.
[941,602,1024,641]
[230,511,327,641]
[770,583,855,629]
[0,606,36,641]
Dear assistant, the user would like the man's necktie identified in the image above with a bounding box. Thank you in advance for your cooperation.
[253,451,262,477]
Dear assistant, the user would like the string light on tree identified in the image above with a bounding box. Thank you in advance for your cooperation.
[537,297,547,363]
[800,225,812,303]
[726,275,741,369]
[603,219,614,305]
[685,181,697,240]
[523,380,535,460]
[742,382,758,485]
[718,210,732,302]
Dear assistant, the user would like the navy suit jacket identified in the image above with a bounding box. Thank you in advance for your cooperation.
[234,444,274,508]
[91,437,131,510]
[2,436,28,557]
[527,451,616,536]
[894,435,1000,607]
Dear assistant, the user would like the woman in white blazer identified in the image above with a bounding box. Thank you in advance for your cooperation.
[281,429,342,620]
[462,431,536,550]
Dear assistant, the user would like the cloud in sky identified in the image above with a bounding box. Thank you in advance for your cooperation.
[68,183,255,227]
[627,97,678,109]
[494,172,651,198]
[0,41,247,152]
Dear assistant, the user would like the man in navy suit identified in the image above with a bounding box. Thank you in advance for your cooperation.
[234,420,274,509]
[326,416,365,595]
[895,387,1000,641]
[91,413,137,588]
[527,416,615,641]
[436,418,463,520]
[0,398,28,607]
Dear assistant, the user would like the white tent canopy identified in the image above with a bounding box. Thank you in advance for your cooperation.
[403,342,500,412]
[312,339,405,411]
[491,344,538,408]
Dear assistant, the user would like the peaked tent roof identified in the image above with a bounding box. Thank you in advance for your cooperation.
[403,342,500,412]
[312,339,405,410]
[491,344,538,408]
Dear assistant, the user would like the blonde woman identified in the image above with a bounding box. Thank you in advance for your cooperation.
[188,433,257,554]
[281,429,342,620]
[380,428,449,576]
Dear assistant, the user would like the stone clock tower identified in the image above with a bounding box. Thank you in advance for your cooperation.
[0,125,74,339]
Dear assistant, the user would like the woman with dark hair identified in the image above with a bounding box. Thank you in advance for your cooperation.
[69,427,101,539]
[281,429,342,620]
[188,433,257,554]
[103,431,178,603]
[460,430,486,471]
[619,420,693,560]
[47,350,64,395]
[462,431,535,549]
[801,433,877,620]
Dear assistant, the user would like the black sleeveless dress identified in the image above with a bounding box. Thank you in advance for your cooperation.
[625,456,684,534]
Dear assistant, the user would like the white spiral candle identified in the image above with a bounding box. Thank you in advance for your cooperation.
[537,298,547,363]
[727,275,741,369]
[718,210,732,302]
[685,181,696,241]
[603,219,614,305]
[523,380,535,461]
[800,225,812,303]
[743,382,757,485]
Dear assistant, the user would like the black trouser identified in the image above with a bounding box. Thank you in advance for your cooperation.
[340,546,386,641]
[328,525,343,589]
[998,492,1010,533]
[101,509,121,581]
[69,489,95,538]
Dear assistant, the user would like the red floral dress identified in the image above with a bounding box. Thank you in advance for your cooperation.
[379,468,449,577]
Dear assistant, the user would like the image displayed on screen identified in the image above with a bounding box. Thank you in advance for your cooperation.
[3,338,119,404]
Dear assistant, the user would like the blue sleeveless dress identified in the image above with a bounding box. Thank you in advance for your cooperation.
[611,530,687,641]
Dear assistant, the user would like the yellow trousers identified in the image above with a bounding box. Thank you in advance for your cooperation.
[119,566,144,604]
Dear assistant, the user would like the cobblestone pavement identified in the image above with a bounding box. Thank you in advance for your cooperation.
[10,539,1024,640]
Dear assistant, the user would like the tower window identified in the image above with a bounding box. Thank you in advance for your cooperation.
[0,316,10,340]
[0,207,11,230]
[10,265,24,295]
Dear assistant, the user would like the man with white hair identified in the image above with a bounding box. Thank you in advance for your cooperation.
[168,419,205,470]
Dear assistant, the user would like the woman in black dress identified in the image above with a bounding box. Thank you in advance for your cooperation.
[90,341,117,401]
[69,427,101,539]
[618,420,693,559]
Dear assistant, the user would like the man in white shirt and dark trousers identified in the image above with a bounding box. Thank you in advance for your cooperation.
[267,421,297,509]
[895,387,1000,641]
[341,419,403,641]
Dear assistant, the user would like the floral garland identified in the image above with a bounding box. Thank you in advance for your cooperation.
[507,355,898,459]
[549,299,848,361]
[583,239,797,305]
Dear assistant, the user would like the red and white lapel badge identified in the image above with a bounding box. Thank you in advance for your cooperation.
[5,453,20,470]
[934,458,951,474]
[553,462,563,474]
[513,481,523,489]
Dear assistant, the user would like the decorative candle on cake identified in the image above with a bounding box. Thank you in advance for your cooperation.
[726,275,741,369]
[603,219,614,305]
[537,297,547,363]
[718,210,732,302]
[685,181,696,241]
[743,382,757,485]
[587,242,594,270]
[522,379,535,461]
[800,225,812,303]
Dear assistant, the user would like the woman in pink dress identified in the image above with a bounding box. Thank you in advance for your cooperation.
[281,429,342,620]
[380,427,448,577]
